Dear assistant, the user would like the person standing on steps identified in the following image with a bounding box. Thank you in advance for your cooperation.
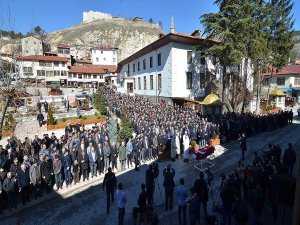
[103,167,117,214]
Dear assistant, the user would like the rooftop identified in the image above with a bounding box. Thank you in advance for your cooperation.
[263,65,300,76]
[17,55,69,62]
[57,44,70,49]
[117,32,219,72]
[68,65,116,74]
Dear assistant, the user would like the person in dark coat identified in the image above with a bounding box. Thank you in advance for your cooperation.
[110,143,118,172]
[220,180,236,225]
[145,164,155,205]
[41,155,53,194]
[79,150,89,181]
[249,185,264,225]
[2,172,17,210]
[193,172,208,222]
[238,133,247,160]
[163,164,175,211]
[283,143,296,176]
[37,111,44,128]
[62,150,72,188]
[137,183,148,225]
[44,101,48,113]
[187,187,200,225]
[17,163,30,205]
[103,167,117,214]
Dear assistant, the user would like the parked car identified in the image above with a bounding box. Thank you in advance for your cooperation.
[285,97,296,107]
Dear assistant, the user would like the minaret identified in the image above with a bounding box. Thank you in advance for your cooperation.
[170,15,175,33]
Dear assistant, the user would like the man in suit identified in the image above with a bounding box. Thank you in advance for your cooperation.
[79,150,89,181]
[88,146,98,178]
[17,163,30,205]
[62,150,72,188]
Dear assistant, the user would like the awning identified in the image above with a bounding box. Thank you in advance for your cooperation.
[279,87,294,93]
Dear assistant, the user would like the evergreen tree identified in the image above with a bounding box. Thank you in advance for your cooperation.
[47,105,56,125]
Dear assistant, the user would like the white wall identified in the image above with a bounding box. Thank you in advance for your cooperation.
[91,49,117,65]
[18,60,68,82]
[83,11,112,23]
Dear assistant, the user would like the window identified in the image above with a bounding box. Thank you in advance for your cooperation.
[58,48,63,54]
[200,72,205,88]
[65,49,70,54]
[62,71,67,76]
[113,58,116,63]
[138,62,140,71]
[295,77,300,86]
[138,77,141,90]
[100,75,103,79]
[133,63,135,73]
[93,75,97,79]
[73,74,77,78]
[150,56,153,68]
[101,51,103,54]
[54,70,60,76]
[96,57,99,62]
[127,64,130,76]
[143,59,146,70]
[93,49,96,53]
[157,53,161,66]
[23,67,33,73]
[187,72,192,89]
[133,78,136,89]
[103,58,106,61]
[54,62,59,67]
[88,75,91,79]
[200,52,206,65]
[158,74,162,89]
[68,73,72,78]
[39,62,51,67]
[150,75,154,90]
[187,51,192,64]
[83,75,87,79]
[78,74,82,79]
[37,70,45,76]
[262,77,270,86]
[277,77,285,86]
[144,76,147,89]
[62,62,66,67]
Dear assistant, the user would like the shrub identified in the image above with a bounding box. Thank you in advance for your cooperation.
[62,118,67,122]
[47,105,56,125]
[118,127,133,142]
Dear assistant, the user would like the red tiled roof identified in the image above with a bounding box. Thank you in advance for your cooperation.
[75,58,92,64]
[44,50,58,56]
[57,44,70,49]
[17,55,69,62]
[262,65,300,76]
[68,65,117,74]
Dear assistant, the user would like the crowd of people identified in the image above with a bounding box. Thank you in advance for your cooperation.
[0,86,297,225]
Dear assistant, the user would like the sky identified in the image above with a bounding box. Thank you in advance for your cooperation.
[0,0,299,35]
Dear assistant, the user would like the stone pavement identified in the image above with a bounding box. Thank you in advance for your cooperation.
[0,119,299,225]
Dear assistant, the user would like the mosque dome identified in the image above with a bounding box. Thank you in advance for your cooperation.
[201,93,222,105]
[269,88,286,96]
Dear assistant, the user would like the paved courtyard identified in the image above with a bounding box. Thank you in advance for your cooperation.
[0,118,299,225]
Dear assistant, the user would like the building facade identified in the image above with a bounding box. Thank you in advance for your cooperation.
[261,65,300,103]
[68,65,117,88]
[91,46,118,66]
[117,32,219,102]
[18,55,69,86]
[21,36,50,56]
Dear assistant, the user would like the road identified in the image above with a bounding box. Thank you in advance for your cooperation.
[1,118,300,225]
